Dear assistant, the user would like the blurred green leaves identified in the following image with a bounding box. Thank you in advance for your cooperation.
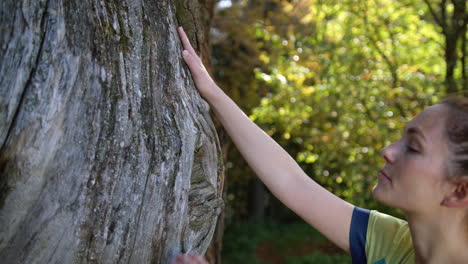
[286,0,436,205]
[213,0,459,219]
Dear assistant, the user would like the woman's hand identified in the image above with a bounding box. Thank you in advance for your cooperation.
[171,253,209,264]
[177,26,220,100]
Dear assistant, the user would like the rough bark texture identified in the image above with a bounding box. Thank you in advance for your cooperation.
[175,1,227,263]
[0,0,223,263]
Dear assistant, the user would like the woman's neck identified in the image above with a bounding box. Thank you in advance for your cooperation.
[406,209,468,264]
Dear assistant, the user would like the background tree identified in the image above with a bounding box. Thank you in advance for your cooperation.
[422,0,467,93]
[0,0,223,263]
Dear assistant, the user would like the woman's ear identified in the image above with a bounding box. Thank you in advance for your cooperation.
[441,180,468,208]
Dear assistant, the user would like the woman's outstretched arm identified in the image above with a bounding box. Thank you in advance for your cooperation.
[177,26,354,252]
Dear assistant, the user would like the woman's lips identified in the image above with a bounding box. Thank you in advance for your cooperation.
[379,170,392,182]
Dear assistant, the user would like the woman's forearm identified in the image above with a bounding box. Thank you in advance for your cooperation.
[206,88,302,192]
[177,27,354,252]
[206,88,353,251]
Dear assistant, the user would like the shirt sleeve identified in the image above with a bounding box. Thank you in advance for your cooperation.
[365,211,414,264]
[349,207,370,264]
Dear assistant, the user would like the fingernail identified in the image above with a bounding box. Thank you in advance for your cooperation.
[182,50,189,57]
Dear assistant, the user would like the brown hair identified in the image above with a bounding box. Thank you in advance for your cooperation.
[441,96,468,179]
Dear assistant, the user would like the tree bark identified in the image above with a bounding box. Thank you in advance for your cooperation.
[175,1,227,263]
[0,0,222,263]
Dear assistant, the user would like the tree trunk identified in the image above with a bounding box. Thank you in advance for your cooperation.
[423,0,466,93]
[250,178,265,221]
[445,32,459,93]
[0,0,223,263]
[461,17,467,90]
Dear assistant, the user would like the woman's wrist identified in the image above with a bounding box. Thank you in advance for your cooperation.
[202,83,225,105]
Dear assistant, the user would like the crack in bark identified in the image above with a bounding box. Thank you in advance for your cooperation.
[117,223,130,262]
[185,3,201,51]
[194,228,211,249]
[46,228,66,263]
[127,161,151,264]
[0,0,50,153]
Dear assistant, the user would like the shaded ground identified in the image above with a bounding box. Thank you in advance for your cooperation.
[256,240,346,264]
[222,220,352,264]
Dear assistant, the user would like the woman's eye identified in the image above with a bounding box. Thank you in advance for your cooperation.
[406,145,418,153]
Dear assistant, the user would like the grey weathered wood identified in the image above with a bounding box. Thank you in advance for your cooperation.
[0,0,223,263]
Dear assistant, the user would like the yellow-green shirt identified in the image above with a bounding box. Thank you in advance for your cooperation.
[350,207,415,264]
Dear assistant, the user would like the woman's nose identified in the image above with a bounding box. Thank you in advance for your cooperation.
[381,142,397,164]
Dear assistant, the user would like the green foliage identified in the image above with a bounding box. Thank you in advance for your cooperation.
[222,222,268,263]
[221,220,275,264]
[247,0,447,212]
[285,253,352,264]
[222,220,350,264]
[213,0,456,221]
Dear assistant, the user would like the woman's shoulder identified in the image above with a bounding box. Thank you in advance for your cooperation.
[366,210,414,264]
[368,210,408,230]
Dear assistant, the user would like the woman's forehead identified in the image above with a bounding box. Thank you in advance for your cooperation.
[411,104,447,126]
[407,104,448,140]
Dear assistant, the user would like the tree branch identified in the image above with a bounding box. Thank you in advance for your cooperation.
[361,1,399,87]
[423,0,445,30]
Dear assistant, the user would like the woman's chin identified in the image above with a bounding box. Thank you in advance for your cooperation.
[372,184,401,209]
[372,183,388,203]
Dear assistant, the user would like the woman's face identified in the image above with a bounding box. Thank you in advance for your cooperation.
[372,104,454,214]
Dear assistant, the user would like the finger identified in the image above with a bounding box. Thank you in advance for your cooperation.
[179,254,194,264]
[188,254,207,264]
[182,50,204,77]
[177,27,197,57]
[171,255,183,264]
[177,27,203,66]
[197,255,209,264]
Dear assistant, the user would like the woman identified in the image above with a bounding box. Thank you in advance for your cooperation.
[173,26,468,264]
